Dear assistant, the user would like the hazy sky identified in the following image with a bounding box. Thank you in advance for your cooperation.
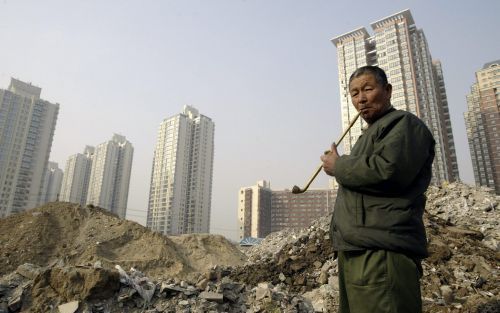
[1,0,499,240]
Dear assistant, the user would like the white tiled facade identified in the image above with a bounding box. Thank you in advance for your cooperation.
[464,60,500,194]
[59,146,95,205]
[86,134,134,218]
[331,9,459,184]
[40,161,63,204]
[147,105,215,235]
[0,78,59,217]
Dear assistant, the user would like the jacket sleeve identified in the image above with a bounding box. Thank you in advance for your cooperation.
[334,115,435,195]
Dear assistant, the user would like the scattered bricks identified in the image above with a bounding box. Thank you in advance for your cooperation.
[117,287,136,302]
[222,289,239,303]
[254,283,271,301]
[313,261,322,269]
[278,273,286,282]
[196,278,209,291]
[318,271,328,285]
[16,263,42,280]
[290,262,306,272]
[57,301,79,313]
[440,285,454,304]
[199,291,223,303]
[7,286,24,313]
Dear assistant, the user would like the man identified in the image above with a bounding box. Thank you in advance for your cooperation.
[321,66,435,313]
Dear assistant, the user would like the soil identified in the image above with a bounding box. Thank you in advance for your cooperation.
[0,202,247,279]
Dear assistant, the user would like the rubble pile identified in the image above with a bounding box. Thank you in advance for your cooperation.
[426,182,499,252]
[228,182,499,312]
[0,182,498,312]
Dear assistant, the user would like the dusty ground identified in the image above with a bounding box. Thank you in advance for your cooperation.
[0,202,246,279]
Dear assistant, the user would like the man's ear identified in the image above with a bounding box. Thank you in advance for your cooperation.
[386,83,393,99]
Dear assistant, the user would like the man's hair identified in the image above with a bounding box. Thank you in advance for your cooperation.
[349,66,389,87]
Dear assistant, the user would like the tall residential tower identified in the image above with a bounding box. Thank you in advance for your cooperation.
[464,60,500,194]
[147,105,215,235]
[86,134,134,218]
[0,78,59,217]
[59,146,95,205]
[40,161,63,204]
[331,9,459,184]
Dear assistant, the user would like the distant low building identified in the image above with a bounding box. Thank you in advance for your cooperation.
[237,180,337,240]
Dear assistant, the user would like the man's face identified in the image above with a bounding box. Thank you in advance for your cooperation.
[349,73,392,125]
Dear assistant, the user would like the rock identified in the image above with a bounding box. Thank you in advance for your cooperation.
[49,266,120,300]
[440,285,454,304]
[196,278,209,290]
[58,301,79,313]
[7,286,24,312]
[16,263,42,280]
[117,287,136,302]
[199,291,223,303]
[278,272,286,282]
[318,270,328,285]
[255,283,271,301]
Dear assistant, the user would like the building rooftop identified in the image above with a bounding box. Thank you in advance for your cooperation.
[370,9,414,30]
[330,27,370,46]
[483,60,500,69]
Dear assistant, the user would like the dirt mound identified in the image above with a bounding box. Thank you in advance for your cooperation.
[0,202,246,279]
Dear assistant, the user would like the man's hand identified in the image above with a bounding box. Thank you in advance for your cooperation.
[321,143,339,176]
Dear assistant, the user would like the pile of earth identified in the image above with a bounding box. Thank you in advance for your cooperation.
[0,202,246,280]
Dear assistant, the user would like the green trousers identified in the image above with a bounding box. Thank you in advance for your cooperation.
[337,249,422,313]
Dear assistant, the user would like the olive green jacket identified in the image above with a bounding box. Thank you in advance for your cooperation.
[330,108,435,259]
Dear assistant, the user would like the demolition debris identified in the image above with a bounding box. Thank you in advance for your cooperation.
[0,182,498,312]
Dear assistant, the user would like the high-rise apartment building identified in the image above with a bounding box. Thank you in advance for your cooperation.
[86,134,134,218]
[40,161,63,204]
[0,78,59,217]
[60,146,95,205]
[464,60,500,194]
[238,180,337,240]
[331,9,459,184]
[147,105,215,235]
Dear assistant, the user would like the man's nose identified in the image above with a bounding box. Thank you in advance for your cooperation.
[358,91,367,102]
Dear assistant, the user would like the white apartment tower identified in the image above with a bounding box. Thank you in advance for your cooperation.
[59,146,95,205]
[331,9,459,184]
[86,134,134,218]
[464,60,500,194]
[147,105,215,235]
[40,161,63,204]
[0,78,59,217]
